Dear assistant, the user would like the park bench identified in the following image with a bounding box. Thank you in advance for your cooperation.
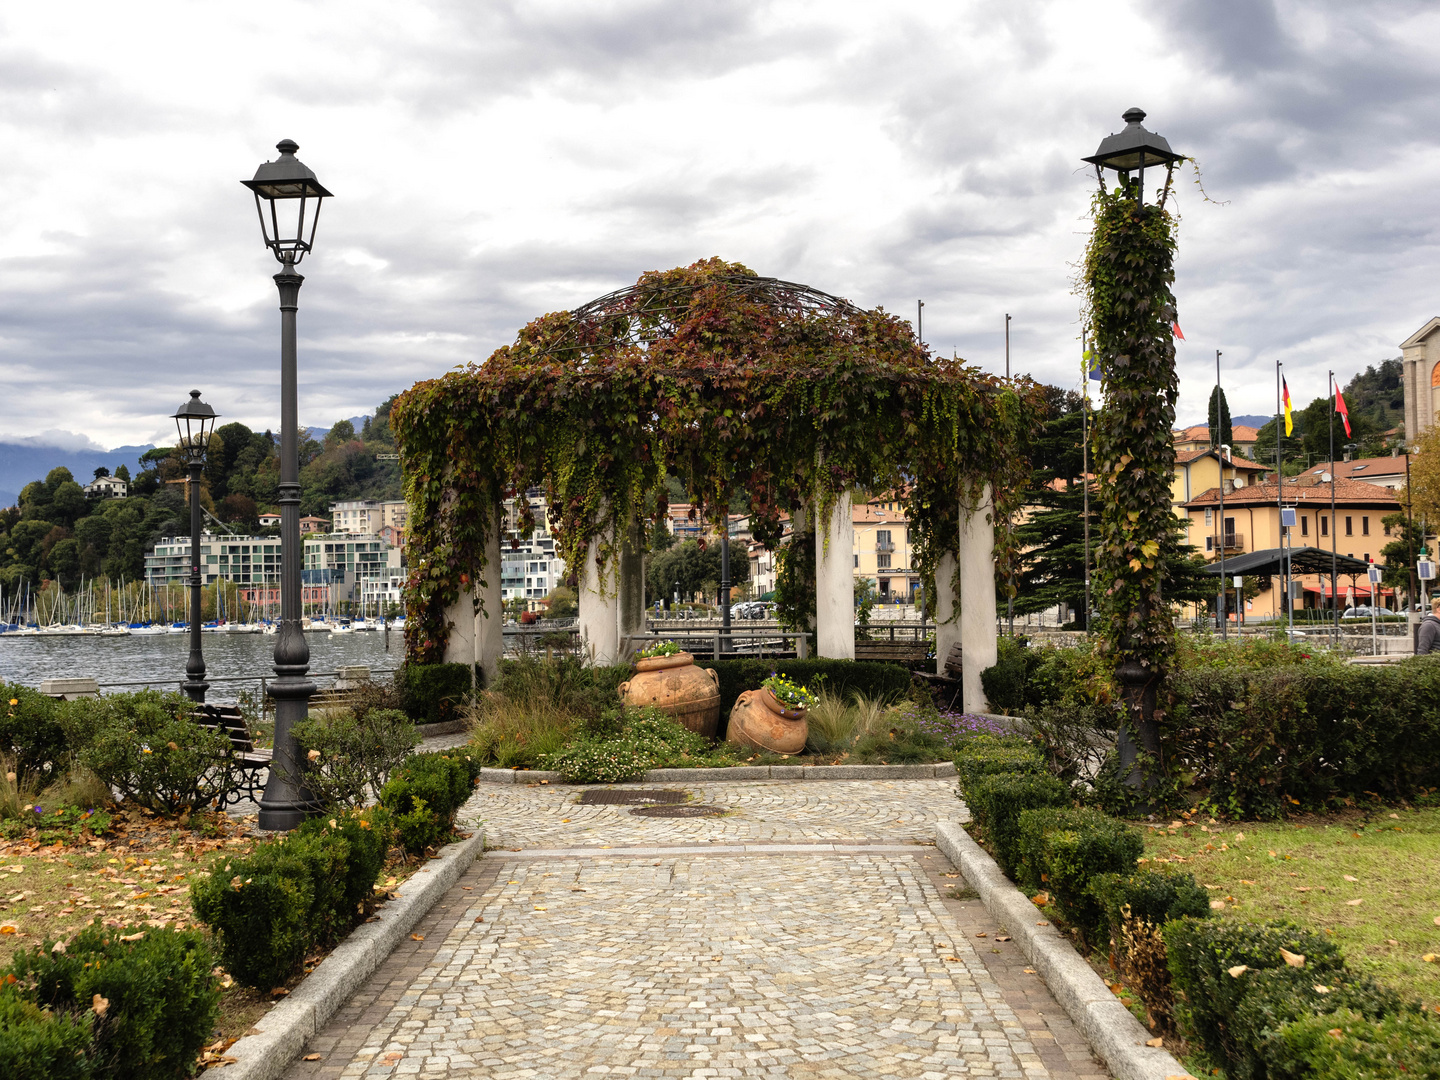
[193,704,272,809]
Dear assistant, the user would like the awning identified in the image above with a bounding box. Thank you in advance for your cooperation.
[1202,546,1373,577]
[1301,582,1394,598]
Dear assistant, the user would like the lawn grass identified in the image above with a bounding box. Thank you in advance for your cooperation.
[1139,804,1440,1009]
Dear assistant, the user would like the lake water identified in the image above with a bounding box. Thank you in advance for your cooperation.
[0,629,403,702]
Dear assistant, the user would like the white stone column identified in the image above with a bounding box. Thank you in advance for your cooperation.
[442,506,504,687]
[616,515,646,661]
[934,551,961,678]
[958,485,999,713]
[815,490,855,659]
[578,526,620,666]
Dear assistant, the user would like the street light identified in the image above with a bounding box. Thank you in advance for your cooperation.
[1083,107,1185,206]
[243,139,332,831]
[172,390,217,703]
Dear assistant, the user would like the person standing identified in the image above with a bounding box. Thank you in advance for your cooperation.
[1417,597,1440,655]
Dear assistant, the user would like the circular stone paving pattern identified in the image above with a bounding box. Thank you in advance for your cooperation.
[628,804,726,818]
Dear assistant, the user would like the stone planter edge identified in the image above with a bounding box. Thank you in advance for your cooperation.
[477,761,957,785]
[935,821,1193,1080]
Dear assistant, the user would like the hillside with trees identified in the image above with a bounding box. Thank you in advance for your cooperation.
[0,397,403,590]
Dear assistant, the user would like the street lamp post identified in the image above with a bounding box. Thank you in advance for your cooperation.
[173,390,218,703]
[1083,108,1185,788]
[243,139,332,831]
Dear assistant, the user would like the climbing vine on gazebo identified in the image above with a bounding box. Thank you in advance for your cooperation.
[392,258,1040,663]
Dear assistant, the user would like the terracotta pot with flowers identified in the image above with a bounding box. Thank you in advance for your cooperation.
[617,641,722,737]
[726,672,815,755]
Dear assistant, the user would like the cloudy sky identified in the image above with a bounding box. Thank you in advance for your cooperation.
[1,0,1435,450]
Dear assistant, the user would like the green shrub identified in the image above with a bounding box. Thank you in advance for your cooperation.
[490,654,630,720]
[0,684,68,785]
[0,989,93,1080]
[962,772,1069,878]
[541,706,734,784]
[1089,868,1213,1032]
[695,659,913,716]
[191,829,349,989]
[398,663,474,724]
[62,691,237,814]
[296,806,393,922]
[1227,968,1412,1080]
[294,708,419,809]
[1090,868,1211,956]
[3,924,219,1080]
[1013,808,1142,946]
[1163,918,1346,1072]
[979,637,1028,714]
[1169,661,1440,815]
[379,752,474,854]
[1268,1007,1440,1080]
[954,734,1046,792]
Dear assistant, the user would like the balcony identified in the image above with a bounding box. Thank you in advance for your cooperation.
[875,540,895,553]
[1209,532,1244,553]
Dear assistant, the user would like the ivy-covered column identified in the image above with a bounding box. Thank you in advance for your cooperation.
[1084,166,1180,783]
[441,505,503,686]
[578,524,620,666]
[958,486,998,713]
[815,490,855,659]
[933,550,960,677]
[617,514,646,660]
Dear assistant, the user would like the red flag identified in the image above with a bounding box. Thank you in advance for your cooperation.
[1335,388,1352,439]
[1172,321,1185,340]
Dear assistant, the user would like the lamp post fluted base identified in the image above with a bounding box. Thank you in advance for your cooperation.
[258,668,317,830]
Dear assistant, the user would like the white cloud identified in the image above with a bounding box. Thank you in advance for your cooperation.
[0,0,1435,443]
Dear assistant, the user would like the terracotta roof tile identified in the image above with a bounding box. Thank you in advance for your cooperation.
[1183,476,1402,508]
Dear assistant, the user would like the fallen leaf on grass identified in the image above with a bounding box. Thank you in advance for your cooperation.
[0,924,17,935]
[1210,900,1226,910]
[1228,965,1249,977]
[1387,939,1399,946]
[119,931,144,942]
[1343,875,1358,882]
[1345,898,1363,907]
[1280,949,1306,968]
[1424,954,1437,963]
[1314,984,1331,994]
[92,994,109,1017]
[1146,1037,1164,1047]
[1433,916,1440,927]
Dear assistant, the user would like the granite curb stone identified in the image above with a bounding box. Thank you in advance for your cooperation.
[936,821,1194,1080]
[477,762,956,784]
[220,827,488,1080]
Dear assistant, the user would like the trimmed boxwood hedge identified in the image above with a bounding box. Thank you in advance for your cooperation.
[695,658,914,715]
[398,662,474,724]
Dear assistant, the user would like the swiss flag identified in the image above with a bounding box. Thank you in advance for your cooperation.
[1335,388,1352,438]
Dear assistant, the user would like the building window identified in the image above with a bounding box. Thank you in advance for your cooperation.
[1205,536,1213,551]
[1362,516,1369,536]
[1345,516,1353,536]
[1321,517,1328,537]
[853,554,859,567]
[1205,508,1213,527]
[877,554,891,568]
[1301,516,1309,536]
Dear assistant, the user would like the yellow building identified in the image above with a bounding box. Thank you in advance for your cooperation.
[1171,447,1269,506]
[853,495,916,603]
[1180,474,1402,619]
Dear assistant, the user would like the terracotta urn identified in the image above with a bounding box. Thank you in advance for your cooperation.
[617,652,722,738]
[726,685,808,755]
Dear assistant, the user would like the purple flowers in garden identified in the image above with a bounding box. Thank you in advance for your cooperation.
[899,705,1008,747]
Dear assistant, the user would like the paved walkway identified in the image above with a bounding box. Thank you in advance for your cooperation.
[285,780,1107,1079]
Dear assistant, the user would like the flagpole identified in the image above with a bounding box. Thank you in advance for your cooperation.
[1329,369,1339,646]
[1217,349,1226,640]
[1277,360,1288,631]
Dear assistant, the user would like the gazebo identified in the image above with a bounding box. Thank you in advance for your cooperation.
[391,259,1037,712]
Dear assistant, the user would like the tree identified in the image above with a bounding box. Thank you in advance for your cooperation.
[325,419,356,448]
[1380,511,1421,607]
[543,585,578,619]
[1207,386,1232,450]
[92,466,110,480]
[220,494,258,528]
[113,464,130,483]
[646,538,748,604]
[1404,423,1440,529]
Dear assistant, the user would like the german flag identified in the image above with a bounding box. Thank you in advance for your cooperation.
[1282,377,1294,437]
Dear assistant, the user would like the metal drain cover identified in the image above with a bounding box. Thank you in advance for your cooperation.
[630,804,726,818]
[577,788,688,806]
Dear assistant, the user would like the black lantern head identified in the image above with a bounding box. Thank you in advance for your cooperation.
[1083,107,1184,180]
[242,139,332,264]
[173,390,218,465]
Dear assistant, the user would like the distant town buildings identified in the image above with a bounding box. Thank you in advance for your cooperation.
[329,499,408,542]
[501,491,566,608]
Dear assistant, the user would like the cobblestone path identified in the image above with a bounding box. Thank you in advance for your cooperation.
[287,781,1107,1079]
